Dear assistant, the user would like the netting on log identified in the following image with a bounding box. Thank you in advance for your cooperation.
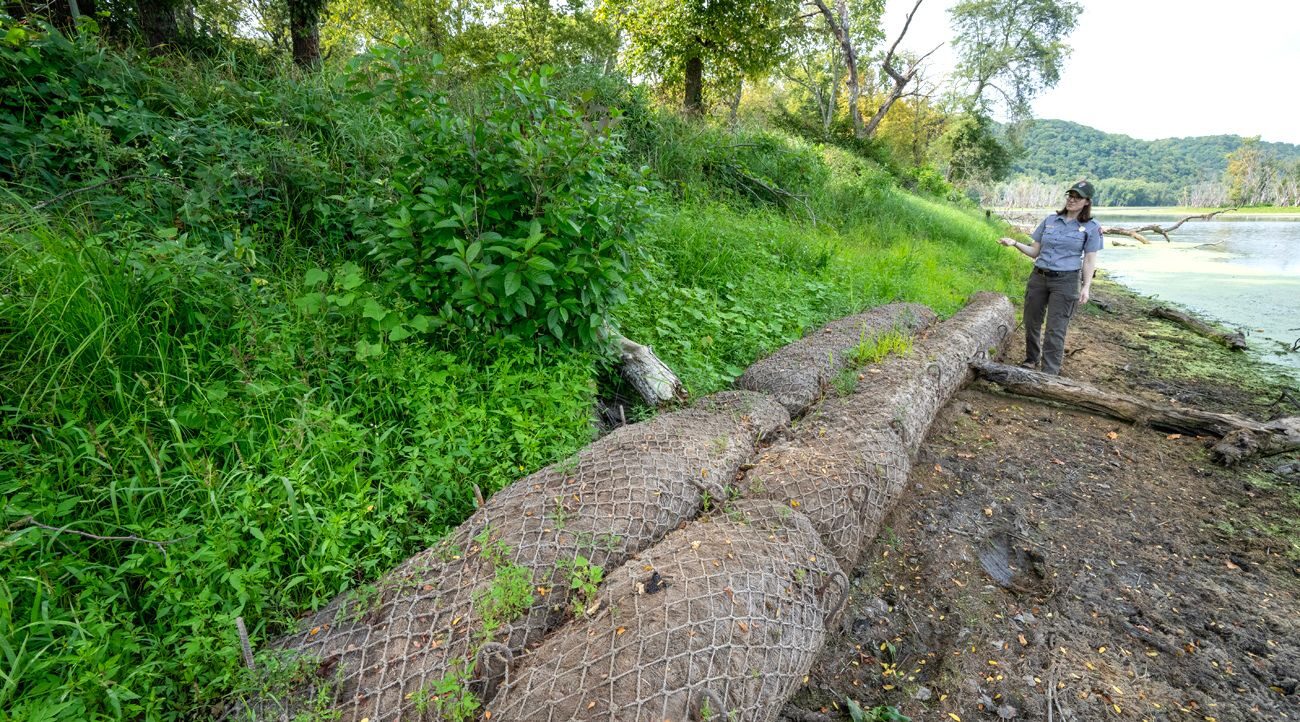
[739,431,909,572]
[487,294,1014,722]
[735,303,937,416]
[228,391,788,722]
[740,292,1014,571]
[484,498,846,722]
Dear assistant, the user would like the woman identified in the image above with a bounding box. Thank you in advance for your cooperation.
[998,180,1103,376]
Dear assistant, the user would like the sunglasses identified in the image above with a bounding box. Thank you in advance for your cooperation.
[1065,193,1085,200]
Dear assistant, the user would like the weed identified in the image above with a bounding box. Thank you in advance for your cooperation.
[851,329,914,367]
[845,696,911,722]
[832,367,859,396]
[549,497,571,530]
[558,554,604,616]
[413,663,480,722]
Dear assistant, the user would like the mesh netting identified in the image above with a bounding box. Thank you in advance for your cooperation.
[735,303,937,416]
[738,431,909,572]
[228,391,788,722]
[483,498,846,722]
[486,295,1013,722]
[799,292,1013,450]
[740,292,1014,571]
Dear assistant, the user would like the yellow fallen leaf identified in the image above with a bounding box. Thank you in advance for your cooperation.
[1107,431,1118,440]
[949,714,962,721]
[1098,646,1107,653]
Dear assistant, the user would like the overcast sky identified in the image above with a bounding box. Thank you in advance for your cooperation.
[880,0,1300,145]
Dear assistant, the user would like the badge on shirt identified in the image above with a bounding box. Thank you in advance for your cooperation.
[1078,225,1086,232]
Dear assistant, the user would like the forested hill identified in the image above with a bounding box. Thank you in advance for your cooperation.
[1012,118,1300,188]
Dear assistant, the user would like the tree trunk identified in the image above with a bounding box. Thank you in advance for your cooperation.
[288,0,322,68]
[611,333,687,407]
[683,54,704,116]
[291,24,320,68]
[136,0,178,48]
[970,360,1300,465]
[1149,306,1247,351]
[812,0,862,138]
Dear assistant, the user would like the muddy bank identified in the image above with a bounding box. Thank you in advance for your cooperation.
[785,280,1300,721]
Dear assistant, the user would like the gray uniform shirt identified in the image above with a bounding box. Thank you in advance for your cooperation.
[1030,214,1104,271]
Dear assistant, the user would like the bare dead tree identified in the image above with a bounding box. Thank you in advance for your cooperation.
[862,0,941,138]
[809,0,864,137]
[1101,208,1236,244]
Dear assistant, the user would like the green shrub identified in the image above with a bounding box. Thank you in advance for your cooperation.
[352,46,652,346]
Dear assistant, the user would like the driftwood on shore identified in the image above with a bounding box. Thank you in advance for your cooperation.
[970,360,1300,465]
[1150,306,1248,350]
[1101,208,1235,244]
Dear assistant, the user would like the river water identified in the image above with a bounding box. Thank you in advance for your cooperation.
[1039,210,1300,379]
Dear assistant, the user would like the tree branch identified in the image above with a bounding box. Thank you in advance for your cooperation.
[7,516,182,561]
[1102,209,1236,244]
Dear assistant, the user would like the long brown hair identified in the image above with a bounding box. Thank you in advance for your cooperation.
[1055,199,1092,223]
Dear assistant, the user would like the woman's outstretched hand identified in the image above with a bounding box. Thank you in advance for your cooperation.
[998,237,1016,247]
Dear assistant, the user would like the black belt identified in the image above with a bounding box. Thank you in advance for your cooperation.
[1033,267,1079,277]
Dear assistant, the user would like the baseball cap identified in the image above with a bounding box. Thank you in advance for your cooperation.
[1067,180,1094,200]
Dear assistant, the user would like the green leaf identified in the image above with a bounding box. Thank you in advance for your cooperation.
[362,299,388,321]
[355,338,384,359]
[503,271,522,297]
[338,263,365,290]
[304,268,329,286]
[294,292,325,314]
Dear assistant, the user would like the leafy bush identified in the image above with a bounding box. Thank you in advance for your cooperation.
[352,46,652,346]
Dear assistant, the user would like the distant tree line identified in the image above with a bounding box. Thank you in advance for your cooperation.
[992,119,1300,207]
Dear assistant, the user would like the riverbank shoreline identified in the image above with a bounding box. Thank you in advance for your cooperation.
[786,279,1300,720]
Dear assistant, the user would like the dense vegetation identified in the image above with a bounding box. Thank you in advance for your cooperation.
[0,14,1034,719]
[1002,119,1300,206]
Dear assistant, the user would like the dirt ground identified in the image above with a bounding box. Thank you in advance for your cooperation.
[785,281,1300,722]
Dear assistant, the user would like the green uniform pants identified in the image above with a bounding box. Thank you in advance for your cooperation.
[1023,268,1080,375]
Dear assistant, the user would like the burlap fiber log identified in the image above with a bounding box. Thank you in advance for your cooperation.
[735,303,936,416]
[740,293,1014,570]
[484,498,846,722]
[739,430,908,572]
[229,391,788,722]
[487,294,1013,722]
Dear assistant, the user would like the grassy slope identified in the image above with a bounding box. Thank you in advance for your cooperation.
[0,32,1026,722]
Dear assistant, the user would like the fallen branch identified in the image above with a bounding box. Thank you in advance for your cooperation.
[1101,208,1236,244]
[601,327,687,407]
[970,360,1300,465]
[1149,306,1247,350]
[6,516,180,560]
